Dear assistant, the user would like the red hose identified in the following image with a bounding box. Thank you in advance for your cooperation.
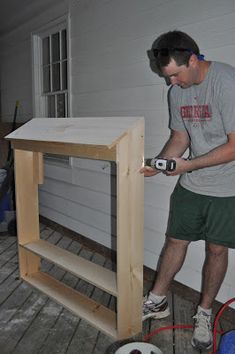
[212,297,235,354]
[137,298,235,354]
[143,324,193,342]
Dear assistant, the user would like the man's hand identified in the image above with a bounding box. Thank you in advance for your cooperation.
[164,157,192,176]
[139,165,160,177]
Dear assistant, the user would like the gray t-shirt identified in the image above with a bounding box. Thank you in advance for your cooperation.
[170,61,235,197]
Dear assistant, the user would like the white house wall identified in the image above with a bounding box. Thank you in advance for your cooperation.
[0,0,235,305]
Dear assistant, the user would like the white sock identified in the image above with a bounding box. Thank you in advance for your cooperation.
[148,291,166,304]
[198,305,212,316]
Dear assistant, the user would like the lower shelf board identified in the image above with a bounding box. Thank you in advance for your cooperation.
[23,271,117,338]
[22,240,117,296]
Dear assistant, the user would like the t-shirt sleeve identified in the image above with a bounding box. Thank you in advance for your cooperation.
[169,87,187,132]
[217,75,235,134]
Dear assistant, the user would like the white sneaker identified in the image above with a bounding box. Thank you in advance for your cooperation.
[191,310,213,350]
[142,294,170,321]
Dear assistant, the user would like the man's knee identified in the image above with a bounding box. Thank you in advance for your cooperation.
[166,236,190,249]
[206,242,228,257]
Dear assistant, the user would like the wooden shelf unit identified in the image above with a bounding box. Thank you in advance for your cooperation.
[6,117,144,340]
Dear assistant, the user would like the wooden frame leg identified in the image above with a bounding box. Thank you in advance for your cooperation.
[14,149,42,276]
[116,121,144,339]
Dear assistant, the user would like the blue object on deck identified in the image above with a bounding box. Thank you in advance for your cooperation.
[217,330,235,354]
[0,192,11,222]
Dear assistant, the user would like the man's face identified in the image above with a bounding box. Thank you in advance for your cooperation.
[161,57,197,88]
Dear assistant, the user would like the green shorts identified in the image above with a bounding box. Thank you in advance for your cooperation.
[166,183,235,248]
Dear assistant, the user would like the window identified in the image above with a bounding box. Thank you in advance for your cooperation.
[32,17,70,163]
[42,29,68,118]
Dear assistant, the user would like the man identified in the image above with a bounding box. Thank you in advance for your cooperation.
[140,30,235,351]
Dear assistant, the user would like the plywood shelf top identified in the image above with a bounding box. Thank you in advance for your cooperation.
[5,117,144,148]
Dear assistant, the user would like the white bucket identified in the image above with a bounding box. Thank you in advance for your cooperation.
[115,342,163,354]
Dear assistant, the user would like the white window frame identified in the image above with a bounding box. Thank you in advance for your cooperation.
[31,15,71,164]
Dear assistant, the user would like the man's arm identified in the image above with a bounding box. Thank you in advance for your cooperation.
[140,130,190,177]
[167,131,235,176]
[157,129,190,159]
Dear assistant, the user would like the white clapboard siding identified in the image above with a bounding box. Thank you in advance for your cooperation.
[0,41,32,122]
[72,86,167,112]
[0,0,67,121]
[44,161,116,195]
[39,205,115,249]
[1,0,235,307]
[40,177,116,216]
[39,189,116,236]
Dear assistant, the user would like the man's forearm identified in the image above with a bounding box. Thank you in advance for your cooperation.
[189,141,235,171]
[168,137,235,176]
[157,131,190,159]
[141,130,189,177]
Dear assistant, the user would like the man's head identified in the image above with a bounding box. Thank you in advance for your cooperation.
[149,30,205,88]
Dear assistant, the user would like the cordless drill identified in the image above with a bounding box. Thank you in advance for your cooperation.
[145,157,176,172]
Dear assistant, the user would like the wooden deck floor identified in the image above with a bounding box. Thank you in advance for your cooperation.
[0,223,234,354]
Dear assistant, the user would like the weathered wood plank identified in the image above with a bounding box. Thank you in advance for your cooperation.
[0,268,22,305]
[37,249,106,353]
[66,250,109,354]
[0,249,18,284]
[0,288,48,352]
[92,257,116,354]
[0,232,73,352]
[13,239,83,354]
[0,236,16,253]
[173,293,200,354]
[148,293,174,354]
[0,242,17,268]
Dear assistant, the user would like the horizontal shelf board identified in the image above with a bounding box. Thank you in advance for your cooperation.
[21,239,117,296]
[23,271,117,338]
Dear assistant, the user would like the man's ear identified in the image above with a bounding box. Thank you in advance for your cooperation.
[189,53,198,67]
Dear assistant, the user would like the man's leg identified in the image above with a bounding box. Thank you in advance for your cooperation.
[200,242,228,309]
[192,242,228,350]
[142,236,190,320]
[152,236,190,295]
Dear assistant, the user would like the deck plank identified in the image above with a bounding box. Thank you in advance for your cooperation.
[12,239,82,354]
[173,293,200,354]
[67,249,104,354]
[0,241,17,268]
[0,229,72,353]
[35,240,84,354]
[92,257,117,354]
[148,293,174,354]
[0,228,62,353]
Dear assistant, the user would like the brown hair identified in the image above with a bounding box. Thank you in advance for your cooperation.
[150,30,200,72]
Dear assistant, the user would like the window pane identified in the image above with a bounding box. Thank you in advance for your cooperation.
[43,66,50,93]
[52,63,60,91]
[48,95,55,117]
[61,29,67,60]
[57,94,65,117]
[62,61,67,90]
[52,32,60,62]
[42,37,50,65]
